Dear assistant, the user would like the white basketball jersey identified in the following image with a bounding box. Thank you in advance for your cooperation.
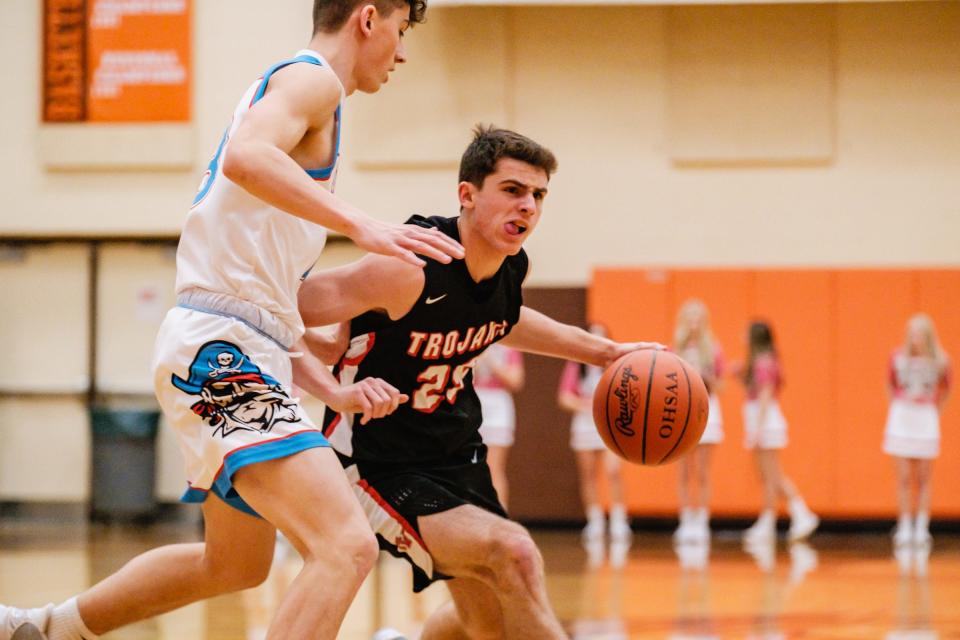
[176,50,342,343]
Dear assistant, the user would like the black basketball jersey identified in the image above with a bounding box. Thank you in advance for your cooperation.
[321,215,528,464]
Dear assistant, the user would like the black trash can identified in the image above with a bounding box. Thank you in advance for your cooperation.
[89,406,160,522]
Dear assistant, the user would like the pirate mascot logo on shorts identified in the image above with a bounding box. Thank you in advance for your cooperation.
[172,340,301,438]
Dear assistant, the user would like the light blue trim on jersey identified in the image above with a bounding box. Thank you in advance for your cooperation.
[305,103,341,181]
[180,431,331,518]
[192,128,229,207]
[250,54,341,180]
[176,302,291,351]
[182,483,260,517]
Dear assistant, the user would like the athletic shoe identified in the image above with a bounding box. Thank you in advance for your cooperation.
[11,624,47,640]
[609,515,632,544]
[787,504,819,542]
[892,520,913,547]
[743,511,776,546]
[582,516,605,544]
[0,606,49,640]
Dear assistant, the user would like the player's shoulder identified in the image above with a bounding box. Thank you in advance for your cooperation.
[265,60,342,115]
[405,214,458,237]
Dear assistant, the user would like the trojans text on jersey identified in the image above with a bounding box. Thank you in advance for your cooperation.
[406,320,510,360]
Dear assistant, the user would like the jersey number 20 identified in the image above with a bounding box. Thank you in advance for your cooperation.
[413,361,476,413]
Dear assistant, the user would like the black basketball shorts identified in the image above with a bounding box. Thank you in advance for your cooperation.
[337,446,506,592]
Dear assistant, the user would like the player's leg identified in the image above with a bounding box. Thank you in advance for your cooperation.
[675,455,693,540]
[78,494,275,633]
[604,451,630,542]
[485,444,511,509]
[892,456,913,544]
[913,458,933,543]
[757,449,779,512]
[418,505,566,639]
[419,577,504,640]
[575,450,603,542]
[744,449,777,544]
[232,447,379,640]
[0,492,276,640]
[693,444,715,538]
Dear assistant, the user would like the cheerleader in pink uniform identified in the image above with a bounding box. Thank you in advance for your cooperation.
[884,313,952,546]
[741,321,819,545]
[672,300,726,544]
[475,343,525,508]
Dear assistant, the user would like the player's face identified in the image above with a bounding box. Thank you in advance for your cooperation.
[907,324,927,354]
[463,158,549,255]
[356,6,410,94]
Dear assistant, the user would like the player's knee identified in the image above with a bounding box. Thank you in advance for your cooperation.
[204,552,271,592]
[487,527,543,588]
[313,526,378,583]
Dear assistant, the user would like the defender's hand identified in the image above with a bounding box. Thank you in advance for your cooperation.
[351,219,464,267]
[326,377,408,425]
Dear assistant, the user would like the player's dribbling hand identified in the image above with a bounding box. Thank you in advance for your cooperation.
[328,377,409,425]
[352,218,465,267]
[603,341,667,370]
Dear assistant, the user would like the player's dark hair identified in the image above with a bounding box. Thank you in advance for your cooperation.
[744,320,778,388]
[313,0,426,34]
[459,125,558,187]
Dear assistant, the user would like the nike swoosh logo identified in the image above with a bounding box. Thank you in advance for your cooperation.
[425,294,447,305]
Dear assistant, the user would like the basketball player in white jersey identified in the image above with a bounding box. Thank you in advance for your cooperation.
[0,2,463,640]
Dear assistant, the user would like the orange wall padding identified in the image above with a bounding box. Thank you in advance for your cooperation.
[589,269,960,518]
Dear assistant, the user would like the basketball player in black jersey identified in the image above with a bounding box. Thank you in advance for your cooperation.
[296,127,661,639]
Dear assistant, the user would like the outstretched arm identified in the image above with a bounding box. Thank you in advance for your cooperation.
[222,63,463,267]
[297,254,425,328]
[501,307,663,368]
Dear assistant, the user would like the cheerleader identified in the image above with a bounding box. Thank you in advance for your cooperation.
[883,313,951,545]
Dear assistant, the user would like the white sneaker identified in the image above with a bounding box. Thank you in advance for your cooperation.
[787,506,819,542]
[743,512,776,545]
[582,517,605,544]
[609,516,632,543]
[0,606,50,640]
[691,508,711,544]
[892,519,913,547]
[673,508,697,545]
[372,629,408,640]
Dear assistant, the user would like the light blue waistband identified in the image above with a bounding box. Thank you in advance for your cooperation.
[176,289,295,350]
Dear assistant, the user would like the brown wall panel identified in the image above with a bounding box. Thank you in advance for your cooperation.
[509,287,586,522]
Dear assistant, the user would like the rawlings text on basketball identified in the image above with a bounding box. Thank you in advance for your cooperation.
[613,365,641,436]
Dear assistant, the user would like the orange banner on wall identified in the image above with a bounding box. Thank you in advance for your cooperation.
[87,0,192,121]
[43,0,191,123]
[43,0,87,122]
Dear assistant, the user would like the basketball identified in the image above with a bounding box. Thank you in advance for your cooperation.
[592,350,710,466]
